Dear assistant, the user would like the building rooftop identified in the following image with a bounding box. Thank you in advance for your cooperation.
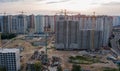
[0,48,19,53]
[113,25,120,29]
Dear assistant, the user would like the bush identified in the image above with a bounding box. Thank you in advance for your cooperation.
[0,66,6,71]
[71,64,81,71]
[103,67,118,71]
[34,61,42,71]
[57,65,62,71]
[1,33,17,39]
[118,39,120,45]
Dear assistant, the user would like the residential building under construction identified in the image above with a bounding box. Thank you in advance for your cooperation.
[55,15,113,50]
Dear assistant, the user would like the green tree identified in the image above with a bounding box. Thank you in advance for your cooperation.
[118,63,120,71]
[103,67,118,71]
[57,65,62,71]
[34,61,42,71]
[71,64,81,71]
[1,33,17,39]
[0,66,6,71]
[118,39,120,45]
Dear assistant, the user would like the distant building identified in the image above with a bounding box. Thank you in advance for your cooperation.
[102,16,113,46]
[26,15,36,33]
[113,16,120,26]
[112,25,120,44]
[29,15,35,29]
[26,62,36,71]
[17,15,27,34]
[10,15,27,34]
[0,16,3,32]
[0,15,28,34]
[0,14,112,37]
[55,15,113,50]
[45,15,55,32]
[0,15,15,33]
[11,16,18,33]
[0,48,20,71]
[35,15,44,33]
[1,15,12,33]
[55,16,79,49]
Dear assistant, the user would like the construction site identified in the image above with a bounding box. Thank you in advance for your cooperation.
[0,33,118,71]
[0,10,119,71]
[55,10,112,51]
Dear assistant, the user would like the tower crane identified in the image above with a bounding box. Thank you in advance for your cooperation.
[18,11,26,15]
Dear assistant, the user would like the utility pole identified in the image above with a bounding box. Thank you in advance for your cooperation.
[0,32,1,48]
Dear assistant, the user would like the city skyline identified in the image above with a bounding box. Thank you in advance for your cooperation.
[0,0,120,15]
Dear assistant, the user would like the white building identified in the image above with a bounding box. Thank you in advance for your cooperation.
[17,15,27,34]
[113,16,120,26]
[0,48,20,71]
[35,15,44,33]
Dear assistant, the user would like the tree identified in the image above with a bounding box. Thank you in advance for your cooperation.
[57,65,62,71]
[71,64,81,71]
[1,33,17,39]
[0,66,6,71]
[103,67,118,71]
[118,63,120,71]
[108,38,112,48]
[118,39,120,45]
[34,61,42,71]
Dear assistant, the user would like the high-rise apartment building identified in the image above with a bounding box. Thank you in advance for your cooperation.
[45,15,55,32]
[55,15,112,50]
[35,15,44,33]
[2,16,9,33]
[0,15,27,34]
[11,16,18,33]
[0,48,20,71]
[0,16,3,32]
[102,16,113,46]
[16,15,27,34]
[27,15,36,33]
[56,16,79,49]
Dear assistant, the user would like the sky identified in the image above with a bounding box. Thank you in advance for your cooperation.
[0,0,120,15]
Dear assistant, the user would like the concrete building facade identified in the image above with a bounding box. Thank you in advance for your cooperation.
[35,15,45,33]
[55,15,113,50]
[113,16,120,26]
[0,49,20,71]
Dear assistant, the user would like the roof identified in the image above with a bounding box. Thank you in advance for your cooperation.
[0,48,19,53]
[113,25,120,28]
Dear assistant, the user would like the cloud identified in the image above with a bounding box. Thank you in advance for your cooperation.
[101,1,120,6]
[46,0,71,4]
[0,0,21,3]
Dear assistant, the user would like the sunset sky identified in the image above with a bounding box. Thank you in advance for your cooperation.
[0,0,120,15]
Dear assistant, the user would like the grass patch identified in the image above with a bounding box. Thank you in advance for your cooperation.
[69,56,101,64]
[102,67,118,71]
